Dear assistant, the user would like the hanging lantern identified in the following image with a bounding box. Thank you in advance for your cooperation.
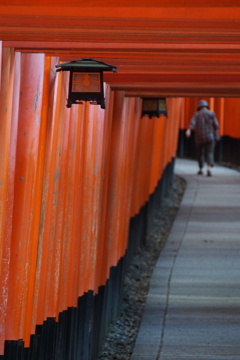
[56,58,118,108]
[141,98,168,118]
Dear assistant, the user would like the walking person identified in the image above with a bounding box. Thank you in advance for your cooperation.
[186,100,220,177]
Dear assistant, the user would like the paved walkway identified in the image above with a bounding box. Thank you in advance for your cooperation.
[131,158,240,360]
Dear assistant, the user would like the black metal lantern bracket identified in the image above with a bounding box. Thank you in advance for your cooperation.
[56,58,118,109]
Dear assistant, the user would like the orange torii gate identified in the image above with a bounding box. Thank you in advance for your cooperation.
[0,1,240,359]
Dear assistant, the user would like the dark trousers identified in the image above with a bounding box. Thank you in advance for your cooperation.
[196,141,215,169]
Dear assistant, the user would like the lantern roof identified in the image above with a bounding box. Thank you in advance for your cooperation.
[56,57,118,73]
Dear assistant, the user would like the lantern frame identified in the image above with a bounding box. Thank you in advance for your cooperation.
[56,58,117,108]
[141,98,168,118]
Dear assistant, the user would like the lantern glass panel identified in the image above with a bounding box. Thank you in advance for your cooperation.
[158,98,167,114]
[142,98,158,111]
[72,72,101,93]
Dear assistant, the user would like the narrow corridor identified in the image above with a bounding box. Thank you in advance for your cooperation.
[131,158,240,360]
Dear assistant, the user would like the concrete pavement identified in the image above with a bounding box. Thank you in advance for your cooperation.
[131,158,240,360]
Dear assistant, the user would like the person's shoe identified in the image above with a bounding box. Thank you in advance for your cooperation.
[197,169,203,175]
[207,170,212,177]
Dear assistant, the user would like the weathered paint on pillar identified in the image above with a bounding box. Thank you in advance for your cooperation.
[5,53,45,346]
[0,47,16,355]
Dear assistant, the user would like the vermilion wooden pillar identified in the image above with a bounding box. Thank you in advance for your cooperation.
[5,53,45,347]
[0,47,16,356]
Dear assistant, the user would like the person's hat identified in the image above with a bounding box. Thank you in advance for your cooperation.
[197,100,209,110]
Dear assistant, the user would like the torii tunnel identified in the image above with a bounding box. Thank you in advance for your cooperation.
[1,2,240,359]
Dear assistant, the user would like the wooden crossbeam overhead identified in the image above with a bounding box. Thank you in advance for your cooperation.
[1,0,239,5]
[1,1,240,96]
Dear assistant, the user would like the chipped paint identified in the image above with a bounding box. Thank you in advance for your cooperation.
[36,114,40,126]
[54,169,59,182]
[33,92,39,112]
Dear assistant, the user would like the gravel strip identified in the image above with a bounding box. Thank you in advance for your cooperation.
[98,175,186,360]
